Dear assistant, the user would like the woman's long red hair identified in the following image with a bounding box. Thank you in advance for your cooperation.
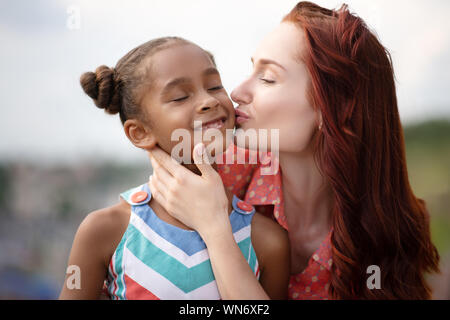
[283,2,440,299]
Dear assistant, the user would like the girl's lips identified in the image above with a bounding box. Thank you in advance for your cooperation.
[193,116,227,130]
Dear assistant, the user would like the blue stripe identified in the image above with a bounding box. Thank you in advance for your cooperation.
[133,204,207,256]
[130,189,252,256]
[118,184,256,256]
[125,224,216,293]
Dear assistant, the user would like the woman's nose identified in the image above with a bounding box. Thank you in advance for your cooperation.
[231,80,252,105]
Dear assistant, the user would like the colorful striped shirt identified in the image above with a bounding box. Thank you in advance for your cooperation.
[104,182,260,300]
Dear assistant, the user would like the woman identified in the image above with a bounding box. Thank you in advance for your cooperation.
[147,1,440,299]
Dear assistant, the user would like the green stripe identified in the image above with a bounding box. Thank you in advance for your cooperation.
[125,224,253,293]
[113,230,128,299]
[120,189,134,202]
[247,242,257,272]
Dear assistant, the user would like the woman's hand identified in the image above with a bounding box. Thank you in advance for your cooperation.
[148,143,270,299]
[148,143,231,241]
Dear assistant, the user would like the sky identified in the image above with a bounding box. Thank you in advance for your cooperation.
[1,0,449,165]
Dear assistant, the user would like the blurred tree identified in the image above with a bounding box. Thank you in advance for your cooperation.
[0,163,12,216]
[403,119,450,254]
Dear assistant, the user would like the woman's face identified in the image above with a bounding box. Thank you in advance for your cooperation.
[231,22,319,154]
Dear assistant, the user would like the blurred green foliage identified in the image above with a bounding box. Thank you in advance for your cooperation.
[0,164,11,215]
[403,119,450,255]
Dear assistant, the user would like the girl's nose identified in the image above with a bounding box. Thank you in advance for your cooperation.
[197,95,219,113]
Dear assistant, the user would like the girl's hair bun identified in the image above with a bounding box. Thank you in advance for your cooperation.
[80,65,121,114]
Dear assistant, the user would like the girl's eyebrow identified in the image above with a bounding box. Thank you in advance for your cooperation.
[161,77,190,95]
[251,57,286,71]
[203,67,220,76]
[161,68,219,95]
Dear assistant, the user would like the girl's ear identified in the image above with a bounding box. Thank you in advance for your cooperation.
[123,119,157,150]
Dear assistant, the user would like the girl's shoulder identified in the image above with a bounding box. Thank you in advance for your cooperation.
[251,212,289,249]
[76,199,131,268]
[250,212,290,267]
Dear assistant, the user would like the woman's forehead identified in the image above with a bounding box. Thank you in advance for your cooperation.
[253,22,305,68]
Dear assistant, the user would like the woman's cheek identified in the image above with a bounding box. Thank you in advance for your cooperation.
[265,91,316,153]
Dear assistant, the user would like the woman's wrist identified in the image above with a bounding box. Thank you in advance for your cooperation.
[199,211,233,245]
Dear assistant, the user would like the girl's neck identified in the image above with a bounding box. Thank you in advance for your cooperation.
[278,149,333,234]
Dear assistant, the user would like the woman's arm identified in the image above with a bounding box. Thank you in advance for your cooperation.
[148,144,271,299]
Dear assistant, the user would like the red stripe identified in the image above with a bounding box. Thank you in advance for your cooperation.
[255,265,260,279]
[124,274,160,300]
[109,258,118,300]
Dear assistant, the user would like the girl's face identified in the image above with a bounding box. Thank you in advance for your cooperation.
[140,44,235,162]
[231,22,319,154]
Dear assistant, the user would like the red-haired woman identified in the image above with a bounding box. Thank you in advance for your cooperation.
[148,2,440,299]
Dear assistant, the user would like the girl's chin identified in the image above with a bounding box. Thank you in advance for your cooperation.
[203,139,231,157]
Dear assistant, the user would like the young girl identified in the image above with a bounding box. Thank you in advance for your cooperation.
[58,37,290,300]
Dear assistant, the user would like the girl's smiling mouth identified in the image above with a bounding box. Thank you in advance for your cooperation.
[193,116,227,131]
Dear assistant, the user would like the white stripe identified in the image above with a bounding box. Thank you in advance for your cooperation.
[130,213,252,268]
[255,259,260,280]
[124,247,221,300]
[233,224,252,244]
[130,213,210,267]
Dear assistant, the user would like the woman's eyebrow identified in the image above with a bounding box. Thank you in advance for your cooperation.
[251,57,286,71]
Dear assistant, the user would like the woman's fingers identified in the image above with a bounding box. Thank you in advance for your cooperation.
[150,156,174,187]
[152,170,170,195]
[149,175,167,207]
[149,147,187,180]
[192,143,218,180]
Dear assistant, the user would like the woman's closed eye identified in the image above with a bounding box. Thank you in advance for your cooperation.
[259,78,276,84]
[257,71,277,84]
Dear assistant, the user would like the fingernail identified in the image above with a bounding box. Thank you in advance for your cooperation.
[196,144,205,157]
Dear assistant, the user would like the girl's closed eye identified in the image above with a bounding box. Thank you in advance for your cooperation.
[208,85,223,91]
[172,95,189,102]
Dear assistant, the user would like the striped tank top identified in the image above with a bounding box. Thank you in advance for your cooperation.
[104,182,260,300]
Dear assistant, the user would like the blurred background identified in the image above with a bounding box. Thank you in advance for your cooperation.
[0,0,449,299]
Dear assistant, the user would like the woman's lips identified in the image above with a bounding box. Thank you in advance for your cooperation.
[235,108,250,124]
[236,116,249,125]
